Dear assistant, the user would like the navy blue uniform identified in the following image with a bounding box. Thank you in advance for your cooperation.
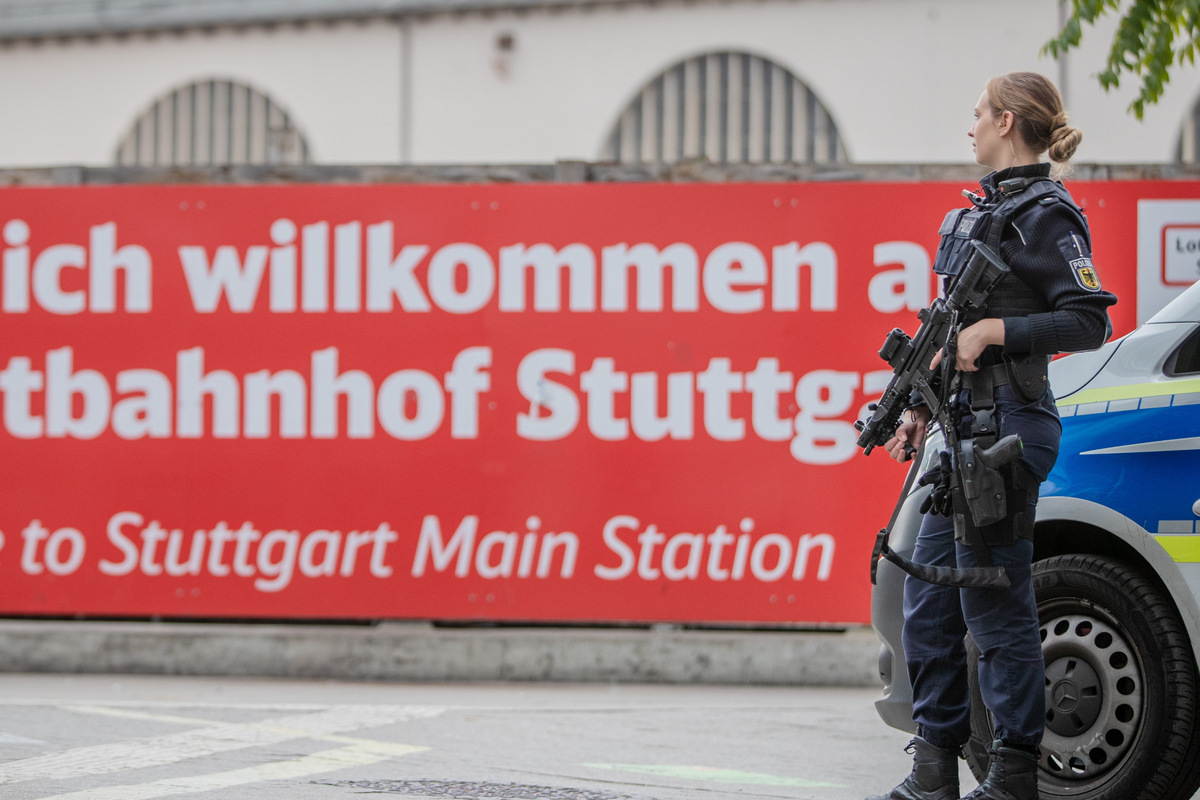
[902,163,1117,749]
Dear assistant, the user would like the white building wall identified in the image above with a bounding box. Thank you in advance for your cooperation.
[0,0,1192,167]
[0,21,403,166]
[408,0,1067,164]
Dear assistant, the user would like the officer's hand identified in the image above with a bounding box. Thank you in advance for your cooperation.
[884,407,932,463]
[954,319,1006,372]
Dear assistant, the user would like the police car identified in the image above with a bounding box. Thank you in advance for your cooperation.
[872,278,1200,800]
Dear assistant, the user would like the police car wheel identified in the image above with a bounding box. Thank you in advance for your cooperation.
[964,554,1200,800]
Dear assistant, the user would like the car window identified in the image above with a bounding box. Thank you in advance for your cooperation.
[1165,326,1200,376]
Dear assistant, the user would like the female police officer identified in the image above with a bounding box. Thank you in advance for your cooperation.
[868,73,1117,800]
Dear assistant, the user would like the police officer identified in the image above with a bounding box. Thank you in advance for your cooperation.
[868,72,1117,800]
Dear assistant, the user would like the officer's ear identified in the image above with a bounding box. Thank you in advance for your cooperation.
[997,109,1015,137]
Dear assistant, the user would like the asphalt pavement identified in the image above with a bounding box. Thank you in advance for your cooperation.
[0,674,924,800]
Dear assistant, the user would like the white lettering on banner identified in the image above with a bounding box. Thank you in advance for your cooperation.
[46,348,111,439]
[0,356,44,438]
[515,349,865,464]
[176,220,847,314]
[0,217,926,316]
[179,245,268,313]
[790,369,861,465]
[771,242,837,311]
[302,220,329,311]
[593,515,834,582]
[870,241,934,313]
[429,243,495,314]
[0,220,151,314]
[500,243,596,312]
[366,222,431,312]
[269,219,298,312]
[0,346,494,442]
[20,520,86,576]
[4,512,833,592]
[0,346,867,463]
[703,242,767,313]
[600,243,699,311]
[515,348,579,441]
[97,512,398,592]
[412,515,578,579]
[334,221,362,311]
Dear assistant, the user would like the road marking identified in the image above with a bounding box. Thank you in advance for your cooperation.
[37,741,418,800]
[65,704,428,756]
[584,763,842,788]
[0,732,45,744]
[64,706,233,726]
[0,704,440,785]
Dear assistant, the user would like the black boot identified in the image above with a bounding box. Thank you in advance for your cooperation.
[960,740,1039,800]
[865,736,960,800]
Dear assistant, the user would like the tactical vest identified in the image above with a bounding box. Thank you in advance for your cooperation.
[932,176,1089,331]
[928,177,1085,546]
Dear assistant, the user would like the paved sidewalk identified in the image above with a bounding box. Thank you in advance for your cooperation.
[0,678,911,800]
[0,620,883,685]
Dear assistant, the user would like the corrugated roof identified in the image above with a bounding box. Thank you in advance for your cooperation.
[0,0,622,39]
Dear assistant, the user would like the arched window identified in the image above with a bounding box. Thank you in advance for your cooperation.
[115,79,310,166]
[602,52,847,165]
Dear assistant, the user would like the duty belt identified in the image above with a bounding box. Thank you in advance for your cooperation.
[960,363,1010,401]
[960,355,1051,404]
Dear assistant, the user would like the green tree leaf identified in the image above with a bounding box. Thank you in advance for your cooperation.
[1044,0,1196,117]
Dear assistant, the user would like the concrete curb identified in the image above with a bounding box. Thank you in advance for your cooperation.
[0,621,883,686]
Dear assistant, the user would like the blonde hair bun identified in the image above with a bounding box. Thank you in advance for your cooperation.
[1049,124,1082,163]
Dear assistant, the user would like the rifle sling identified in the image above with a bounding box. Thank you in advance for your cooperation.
[870,434,1012,590]
[870,436,926,585]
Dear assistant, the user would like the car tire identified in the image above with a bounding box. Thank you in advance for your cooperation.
[964,554,1200,800]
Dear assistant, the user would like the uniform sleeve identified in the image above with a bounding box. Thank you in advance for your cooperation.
[999,203,1117,356]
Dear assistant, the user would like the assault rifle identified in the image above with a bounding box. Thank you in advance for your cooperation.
[857,239,1017,589]
[855,240,1011,455]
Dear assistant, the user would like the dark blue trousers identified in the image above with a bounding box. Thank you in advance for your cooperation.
[901,385,1061,750]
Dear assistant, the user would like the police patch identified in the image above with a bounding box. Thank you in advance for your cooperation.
[1058,233,1103,292]
[1074,261,1101,290]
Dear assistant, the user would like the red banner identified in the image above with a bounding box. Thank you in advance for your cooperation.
[0,181,1169,624]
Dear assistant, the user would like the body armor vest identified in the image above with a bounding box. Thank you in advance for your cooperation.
[931,176,1088,357]
[927,177,1081,547]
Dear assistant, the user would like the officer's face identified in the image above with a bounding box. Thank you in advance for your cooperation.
[969,91,1005,169]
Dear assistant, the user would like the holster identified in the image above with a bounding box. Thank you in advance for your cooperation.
[950,365,1036,547]
[951,434,1031,545]
[958,436,1008,526]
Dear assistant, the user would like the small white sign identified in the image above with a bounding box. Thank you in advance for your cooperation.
[1138,200,1200,323]
[1162,225,1200,285]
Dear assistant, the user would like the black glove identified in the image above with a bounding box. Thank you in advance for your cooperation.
[918,450,955,517]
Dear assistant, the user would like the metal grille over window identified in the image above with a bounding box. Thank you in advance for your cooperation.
[602,52,846,165]
[115,79,310,167]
